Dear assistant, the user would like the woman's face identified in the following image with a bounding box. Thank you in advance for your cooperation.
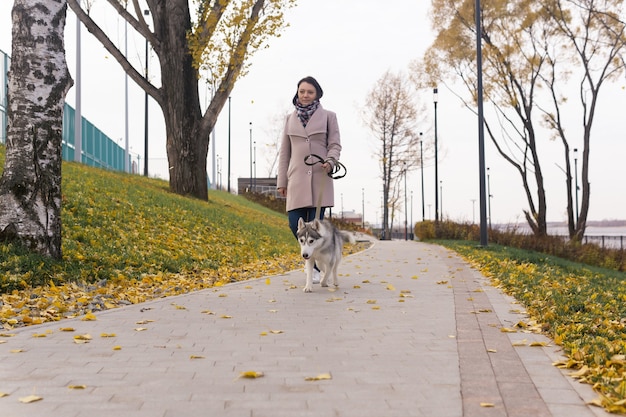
[297,82,317,105]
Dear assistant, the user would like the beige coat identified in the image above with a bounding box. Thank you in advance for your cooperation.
[277,105,342,212]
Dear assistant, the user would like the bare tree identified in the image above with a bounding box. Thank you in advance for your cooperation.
[67,0,295,200]
[416,0,625,238]
[363,71,420,240]
[0,0,73,258]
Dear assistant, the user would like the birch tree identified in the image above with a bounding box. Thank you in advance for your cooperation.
[68,0,295,200]
[0,0,73,259]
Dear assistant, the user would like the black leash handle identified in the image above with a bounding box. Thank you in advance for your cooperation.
[303,154,347,179]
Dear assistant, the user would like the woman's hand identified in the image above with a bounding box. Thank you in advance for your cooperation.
[277,187,287,197]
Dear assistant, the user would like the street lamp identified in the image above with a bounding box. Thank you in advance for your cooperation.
[249,122,252,191]
[403,162,408,240]
[419,132,425,222]
[433,88,439,222]
[439,180,443,221]
[574,148,579,224]
[227,97,231,193]
[143,9,150,177]
[487,167,492,229]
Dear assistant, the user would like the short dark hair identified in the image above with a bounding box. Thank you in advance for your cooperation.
[292,76,324,105]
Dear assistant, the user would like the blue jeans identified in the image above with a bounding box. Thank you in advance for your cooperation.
[288,207,326,272]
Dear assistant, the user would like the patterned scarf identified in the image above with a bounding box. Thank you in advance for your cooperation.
[295,99,320,127]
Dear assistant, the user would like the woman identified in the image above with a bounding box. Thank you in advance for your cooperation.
[277,76,342,283]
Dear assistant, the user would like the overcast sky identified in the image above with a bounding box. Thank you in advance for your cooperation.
[1,0,624,226]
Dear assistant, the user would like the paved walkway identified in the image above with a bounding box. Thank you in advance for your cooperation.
[0,240,611,417]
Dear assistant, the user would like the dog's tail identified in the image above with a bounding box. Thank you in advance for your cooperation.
[340,231,356,245]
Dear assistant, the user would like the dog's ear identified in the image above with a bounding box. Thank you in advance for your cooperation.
[311,219,321,230]
[297,217,305,230]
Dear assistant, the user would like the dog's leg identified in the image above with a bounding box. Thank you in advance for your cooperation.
[303,258,314,293]
[319,264,328,287]
[330,261,340,287]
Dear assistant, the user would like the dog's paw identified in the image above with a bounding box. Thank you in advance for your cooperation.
[303,286,313,293]
[320,282,328,287]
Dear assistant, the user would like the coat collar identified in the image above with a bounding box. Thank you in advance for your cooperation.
[288,105,326,137]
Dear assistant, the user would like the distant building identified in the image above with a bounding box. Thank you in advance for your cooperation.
[237,177,282,198]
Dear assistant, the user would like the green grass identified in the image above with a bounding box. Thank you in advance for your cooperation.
[0,145,300,293]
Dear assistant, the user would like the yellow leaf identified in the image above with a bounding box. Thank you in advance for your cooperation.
[68,385,86,390]
[32,333,47,338]
[480,402,495,407]
[487,349,497,353]
[366,300,377,304]
[500,327,517,333]
[0,392,9,397]
[19,395,43,403]
[269,330,283,334]
[362,280,371,283]
[436,280,448,285]
[0,333,16,337]
[135,320,154,324]
[59,327,75,332]
[371,306,381,310]
[265,278,271,285]
[134,327,148,332]
[100,333,116,338]
[512,339,528,346]
[201,310,215,315]
[73,334,92,340]
[268,309,278,313]
[353,285,361,289]
[305,373,332,381]
[113,345,122,350]
[238,371,264,379]
[190,355,205,359]
[529,341,550,347]
[386,284,395,291]
[220,315,232,319]
[260,331,268,336]
[218,293,228,298]
[10,349,24,353]
[81,312,96,321]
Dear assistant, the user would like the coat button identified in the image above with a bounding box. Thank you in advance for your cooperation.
[307,170,312,175]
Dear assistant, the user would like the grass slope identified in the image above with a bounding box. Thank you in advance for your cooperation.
[0,146,303,324]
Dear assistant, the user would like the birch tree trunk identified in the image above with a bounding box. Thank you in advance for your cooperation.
[0,0,73,259]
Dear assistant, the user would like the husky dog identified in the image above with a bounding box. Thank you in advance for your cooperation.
[296,217,355,293]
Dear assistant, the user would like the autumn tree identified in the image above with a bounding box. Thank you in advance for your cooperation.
[67,0,295,200]
[416,0,625,238]
[0,0,73,258]
[363,71,421,240]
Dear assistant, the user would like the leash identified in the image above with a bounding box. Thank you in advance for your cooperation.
[303,154,347,220]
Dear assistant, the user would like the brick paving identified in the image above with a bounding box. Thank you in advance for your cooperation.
[0,240,610,417]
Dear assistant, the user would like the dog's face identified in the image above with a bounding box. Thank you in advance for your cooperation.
[296,218,323,260]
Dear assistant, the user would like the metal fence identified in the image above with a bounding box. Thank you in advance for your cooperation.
[1,48,127,172]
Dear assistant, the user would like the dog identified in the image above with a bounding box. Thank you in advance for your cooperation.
[296,217,355,293]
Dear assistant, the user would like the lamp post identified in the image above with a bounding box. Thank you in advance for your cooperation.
[420,132,425,222]
[410,190,413,239]
[403,162,408,240]
[433,88,439,222]
[249,122,252,191]
[253,141,257,191]
[361,188,365,229]
[143,9,149,177]
[574,148,579,224]
[440,180,443,221]
[487,167,492,229]
[227,97,231,193]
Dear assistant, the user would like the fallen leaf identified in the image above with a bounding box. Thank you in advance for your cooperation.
[19,395,43,403]
[366,300,377,304]
[500,327,517,333]
[135,320,154,324]
[220,315,232,319]
[218,293,228,298]
[59,327,75,332]
[238,370,264,379]
[10,349,23,353]
[0,392,9,397]
[487,349,497,353]
[480,402,495,407]
[68,385,86,390]
[112,345,122,350]
[81,313,97,321]
[529,341,550,347]
[201,310,215,315]
[436,280,448,285]
[190,355,205,359]
[305,373,332,381]
[0,333,16,337]
[512,339,528,346]
[386,284,396,291]
[265,278,271,285]
[32,333,47,338]
[269,330,283,334]
[134,327,148,332]
[100,333,116,338]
